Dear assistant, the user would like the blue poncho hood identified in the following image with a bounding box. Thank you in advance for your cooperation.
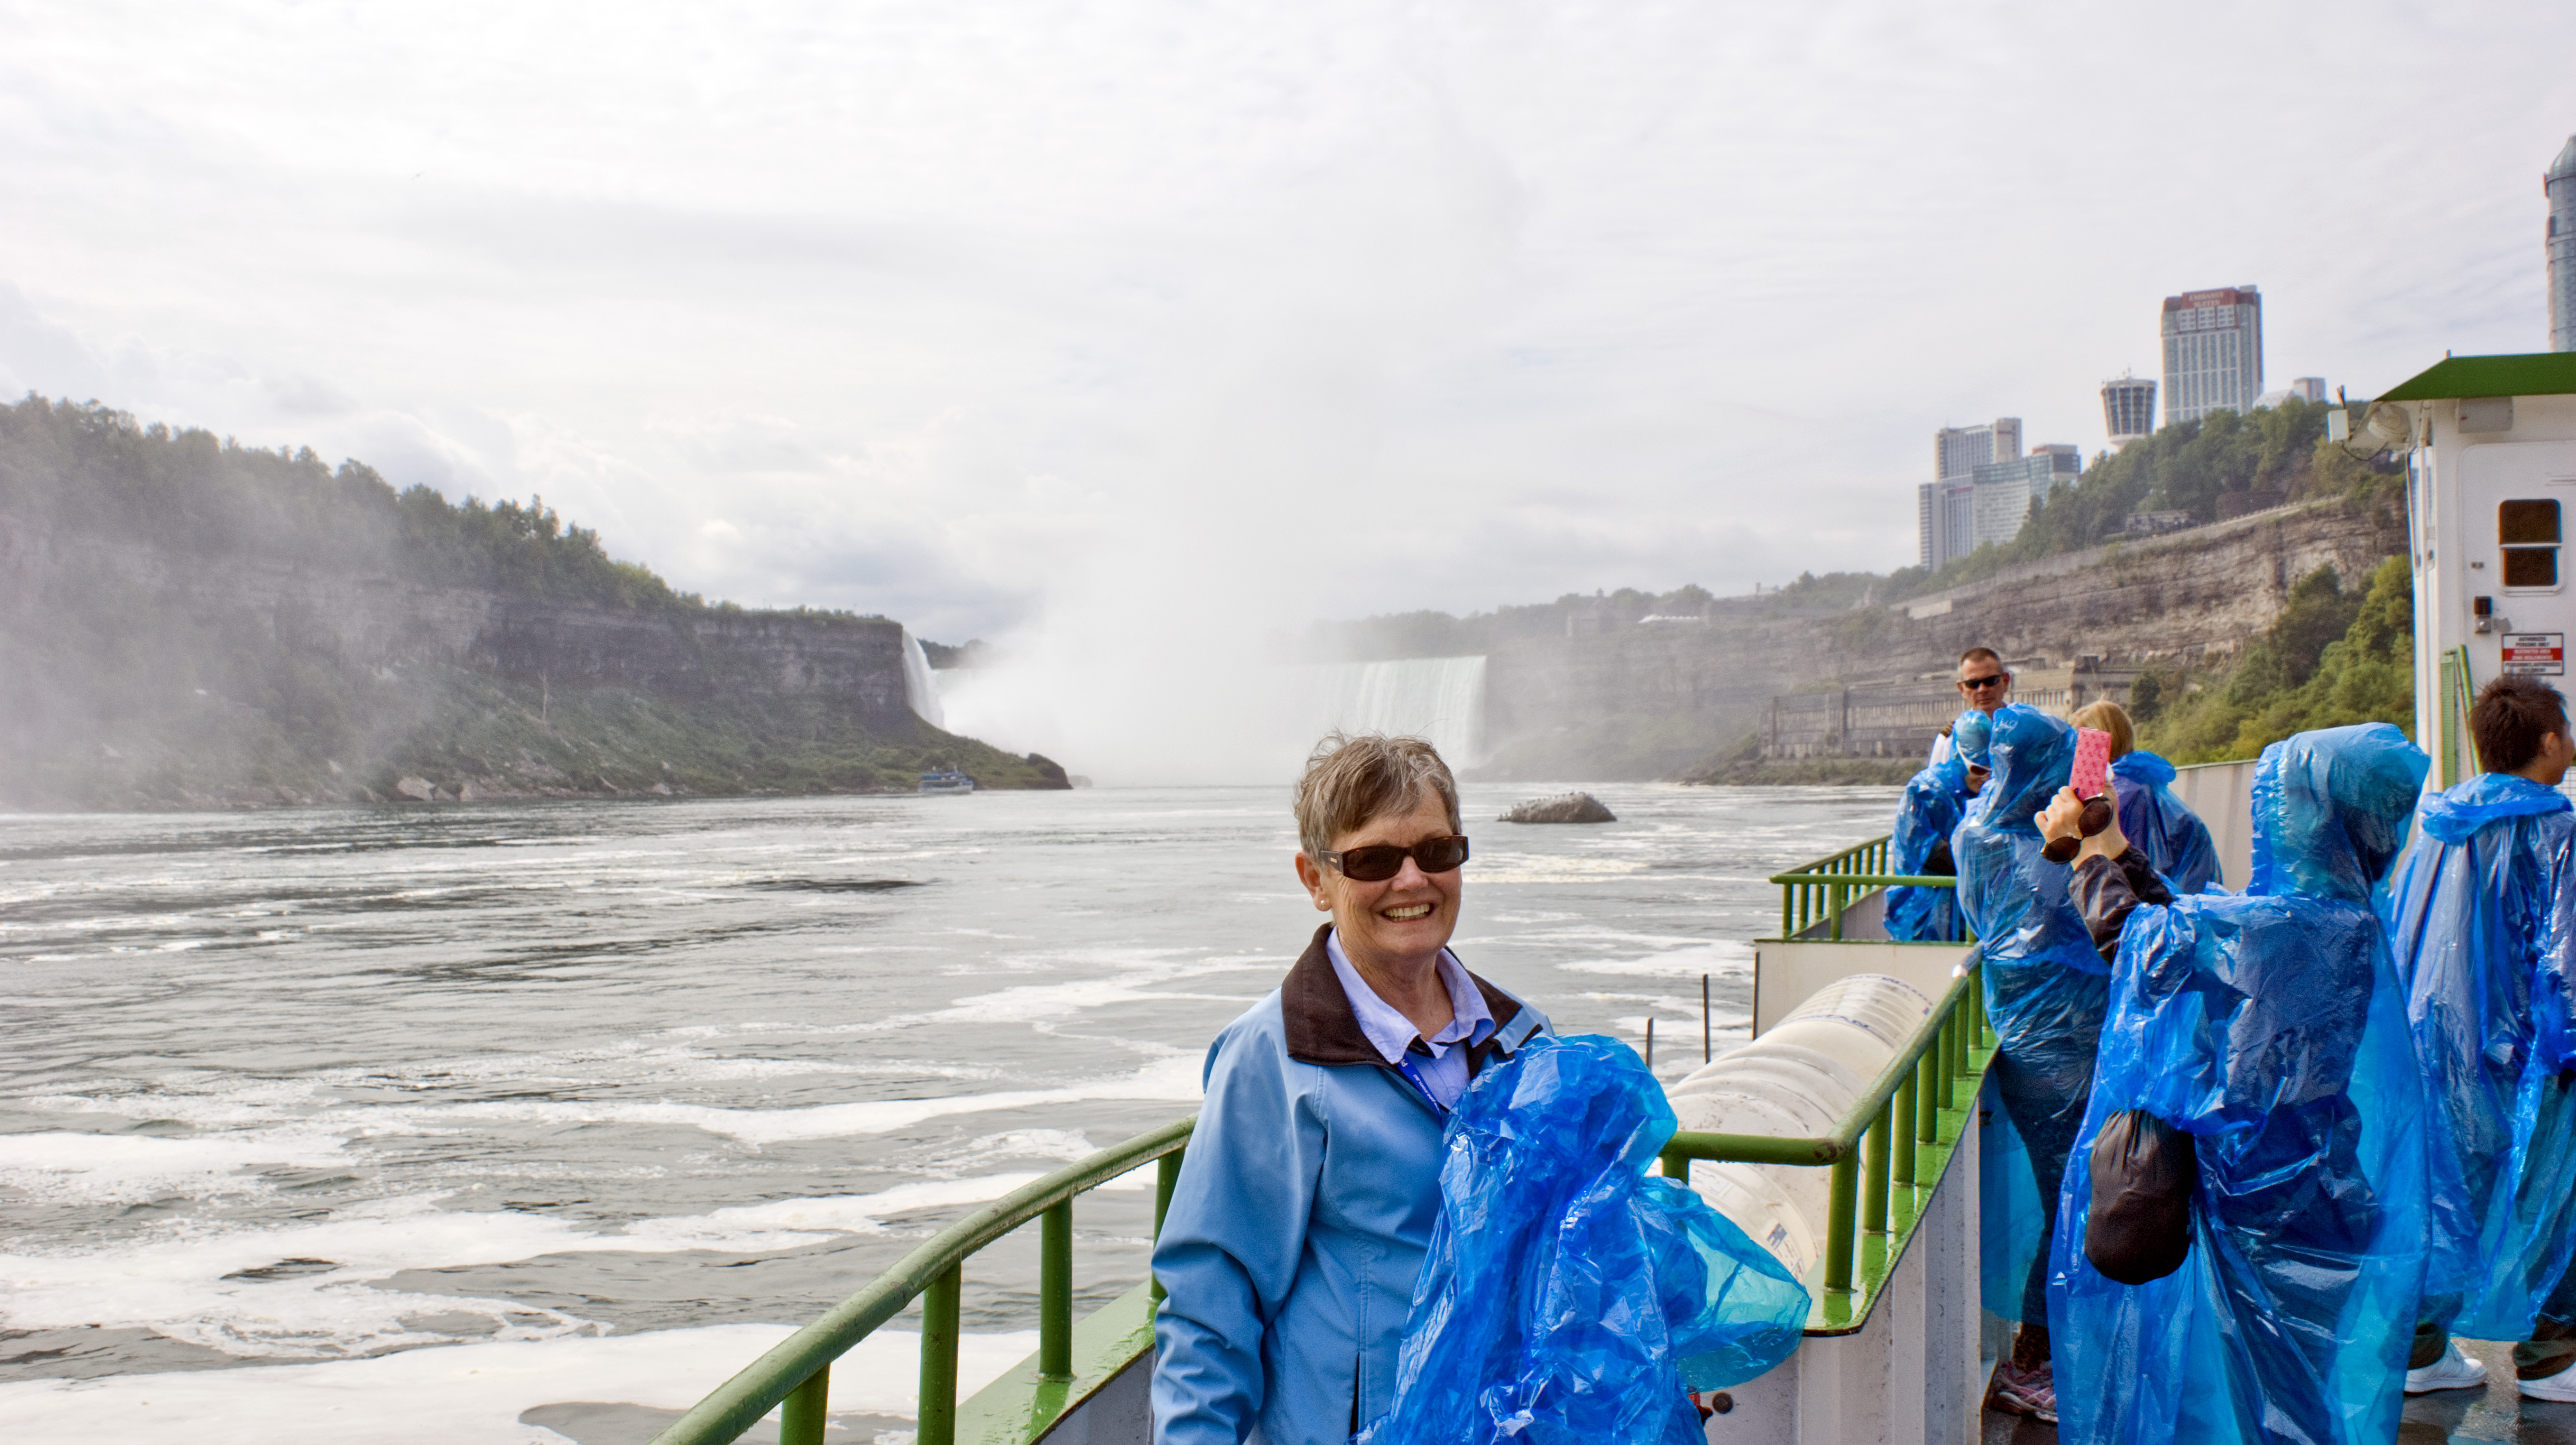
[1952,709,1994,770]
[2416,770,2572,844]
[1971,705,2074,834]
[2247,722,2428,903]
[2108,751,2175,787]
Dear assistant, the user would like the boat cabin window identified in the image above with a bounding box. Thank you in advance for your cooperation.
[2501,499,2562,589]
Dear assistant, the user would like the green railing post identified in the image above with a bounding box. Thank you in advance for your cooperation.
[1039,1200,1073,1380]
[780,1366,829,1445]
[919,1264,962,1445]
[1916,1048,1938,1144]
[1892,1073,1916,1186]
[1862,1096,1890,1234]
[1829,882,1845,940]
[1152,1148,1183,1303]
[1824,1152,1858,1292]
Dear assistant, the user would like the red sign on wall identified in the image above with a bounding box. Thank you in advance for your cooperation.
[2503,633,2566,676]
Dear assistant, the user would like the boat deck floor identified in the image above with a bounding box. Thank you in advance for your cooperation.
[1980,1340,2576,1443]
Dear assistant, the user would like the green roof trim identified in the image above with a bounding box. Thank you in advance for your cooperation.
[2380,352,2576,402]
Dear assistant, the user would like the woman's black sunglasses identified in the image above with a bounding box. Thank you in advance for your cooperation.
[1318,835,1470,882]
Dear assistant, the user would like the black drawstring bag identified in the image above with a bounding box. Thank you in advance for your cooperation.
[2086,1109,2196,1285]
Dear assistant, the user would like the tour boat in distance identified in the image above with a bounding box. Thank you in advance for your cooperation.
[918,768,975,794]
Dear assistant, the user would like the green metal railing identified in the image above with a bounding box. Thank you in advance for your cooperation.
[1659,965,1991,1334]
[1769,834,1959,940]
[647,1119,1192,1445]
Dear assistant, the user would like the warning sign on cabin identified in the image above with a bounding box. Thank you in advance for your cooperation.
[2503,634,2567,676]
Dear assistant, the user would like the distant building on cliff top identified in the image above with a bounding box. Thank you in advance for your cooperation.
[2550,134,2576,352]
[2162,286,2264,425]
[2101,373,2156,450]
[1920,418,2021,570]
[1919,422,2077,570]
[2252,376,2327,410]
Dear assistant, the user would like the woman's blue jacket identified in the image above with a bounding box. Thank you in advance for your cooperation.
[1150,924,1549,1445]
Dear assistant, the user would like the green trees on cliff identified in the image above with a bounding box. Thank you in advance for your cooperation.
[0,395,707,611]
[2132,555,2416,762]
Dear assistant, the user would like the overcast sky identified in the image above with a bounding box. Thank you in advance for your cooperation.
[4,1,2575,652]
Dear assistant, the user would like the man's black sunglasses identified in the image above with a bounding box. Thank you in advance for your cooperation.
[1318,835,1471,882]
[1958,673,2009,691]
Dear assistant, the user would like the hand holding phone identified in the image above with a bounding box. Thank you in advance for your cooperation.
[2043,728,2118,863]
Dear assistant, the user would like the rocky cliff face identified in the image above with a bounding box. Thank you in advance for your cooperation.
[1470,497,2409,778]
[0,515,1062,808]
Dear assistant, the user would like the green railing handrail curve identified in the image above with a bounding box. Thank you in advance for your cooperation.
[646,1117,1194,1445]
[1662,964,1974,1171]
[1660,961,1991,1301]
[1766,872,1956,889]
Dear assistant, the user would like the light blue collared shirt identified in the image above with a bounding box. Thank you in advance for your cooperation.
[1323,929,1495,1109]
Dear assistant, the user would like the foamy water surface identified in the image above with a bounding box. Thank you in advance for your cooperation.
[0,783,1893,1442]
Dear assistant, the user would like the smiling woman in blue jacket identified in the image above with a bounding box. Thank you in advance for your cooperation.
[1150,733,1550,1445]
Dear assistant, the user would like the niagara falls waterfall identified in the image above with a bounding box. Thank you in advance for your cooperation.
[901,630,946,729]
[1311,656,1488,765]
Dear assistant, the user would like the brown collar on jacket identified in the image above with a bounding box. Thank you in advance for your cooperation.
[1280,921,1525,1076]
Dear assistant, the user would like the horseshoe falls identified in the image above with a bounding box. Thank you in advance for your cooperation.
[1312,655,1487,765]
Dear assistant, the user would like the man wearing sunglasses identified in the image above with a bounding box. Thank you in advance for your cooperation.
[1957,647,2013,715]
[1151,733,1549,1445]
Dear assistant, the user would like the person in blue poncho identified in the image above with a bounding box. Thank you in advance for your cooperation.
[2381,674,2576,1401]
[1885,709,1988,942]
[1951,703,2101,1423]
[2071,699,2224,894]
[2044,723,2431,1445]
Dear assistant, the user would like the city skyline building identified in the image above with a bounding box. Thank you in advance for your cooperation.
[1923,418,2022,569]
[1969,445,2081,553]
[2551,134,2576,352]
[2101,373,2156,448]
[2161,286,2264,425]
[1919,421,2078,570]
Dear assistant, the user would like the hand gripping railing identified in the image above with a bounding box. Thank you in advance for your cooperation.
[1658,965,1992,1332]
[646,1118,1193,1445]
[1769,834,1959,941]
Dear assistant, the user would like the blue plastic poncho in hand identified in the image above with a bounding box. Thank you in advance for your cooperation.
[1356,1036,1809,1445]
[2051,724,2431,1445]
[1888,743,1971,942]
[2110,750,2224,894]
[2380,770,2576,1340]
[1953,703,2105,1322]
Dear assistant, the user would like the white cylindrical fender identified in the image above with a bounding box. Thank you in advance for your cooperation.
[1666,974,1934,1277]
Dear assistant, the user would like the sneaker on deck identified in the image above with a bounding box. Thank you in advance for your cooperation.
[2520,1364,2576,1401]
[1988,1363,2058,1425]
[2404,1341,2489,1395]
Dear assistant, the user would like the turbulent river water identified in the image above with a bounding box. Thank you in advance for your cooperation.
[0,783,1894,1444]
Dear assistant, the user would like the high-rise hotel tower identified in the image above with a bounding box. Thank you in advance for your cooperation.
[2160,287,2263,426]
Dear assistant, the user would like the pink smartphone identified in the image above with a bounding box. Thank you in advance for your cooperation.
[2071,727,2112,799]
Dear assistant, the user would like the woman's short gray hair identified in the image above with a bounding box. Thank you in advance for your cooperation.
[1294,732,1461,859]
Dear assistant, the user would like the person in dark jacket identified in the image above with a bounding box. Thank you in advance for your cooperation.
[2380,675,2576,1399]
[1151,733,1549,1445]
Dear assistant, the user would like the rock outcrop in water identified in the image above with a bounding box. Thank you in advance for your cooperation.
[0,397,1072,809]
[1498,791,1616,824]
